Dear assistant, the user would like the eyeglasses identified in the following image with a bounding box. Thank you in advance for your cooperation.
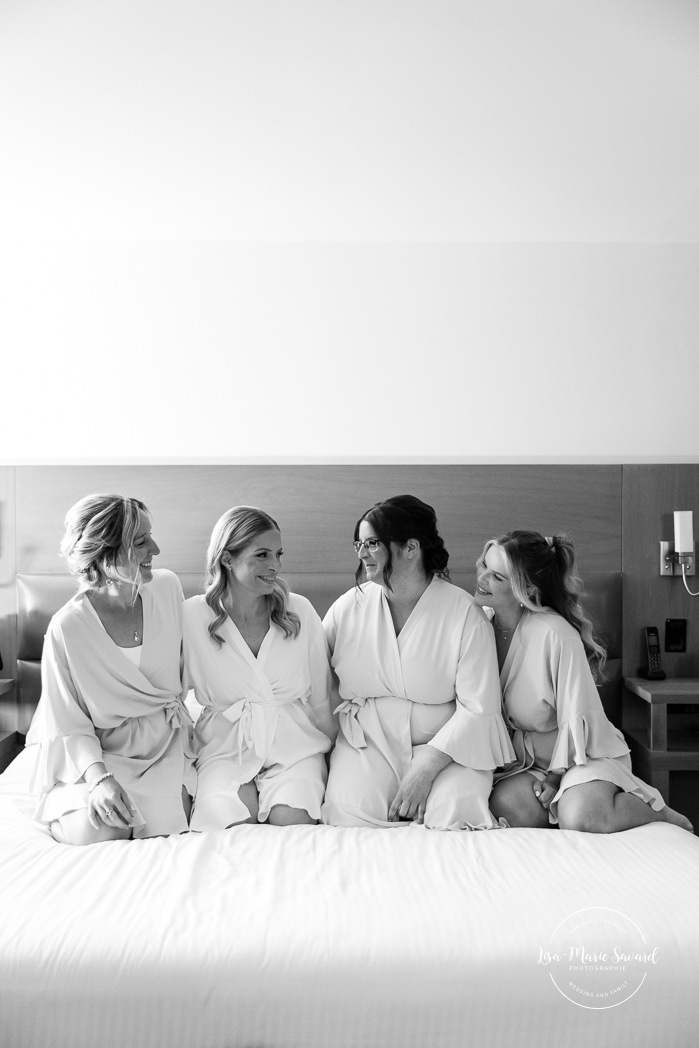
[353,538,382,554]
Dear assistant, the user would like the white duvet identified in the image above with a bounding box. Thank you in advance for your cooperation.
[2,748,699,1048]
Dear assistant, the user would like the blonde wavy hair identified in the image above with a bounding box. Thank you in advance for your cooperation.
[60,493,150,600]
[479,529,607,680]
[204,506,300,646]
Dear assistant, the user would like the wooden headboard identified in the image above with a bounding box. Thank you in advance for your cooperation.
[15,569,622,736]
[1,463,624,734]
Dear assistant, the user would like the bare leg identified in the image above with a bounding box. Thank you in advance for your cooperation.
[267,804,318,826]
[489,772,551,829]
[557,780,694,834]
[182,786,193,824]
[227,781,259,827]
[51,809,131,846]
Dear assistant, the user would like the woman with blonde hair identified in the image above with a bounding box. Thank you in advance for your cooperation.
[28,494,196,844]
[475,529,692,832]
[184,506,334,830]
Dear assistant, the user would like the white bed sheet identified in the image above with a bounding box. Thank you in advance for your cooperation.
[2,747,699,1048]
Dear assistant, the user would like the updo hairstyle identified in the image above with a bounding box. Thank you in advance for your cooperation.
[60,493,150,592]
[354,494,450,588]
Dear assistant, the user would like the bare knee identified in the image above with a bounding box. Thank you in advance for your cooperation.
[267,805,317,826]
[557,791,613,833]
[490,776,550,829]
[51,815,131,846]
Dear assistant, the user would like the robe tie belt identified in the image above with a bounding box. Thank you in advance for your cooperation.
[335,694,397,750]
[502,723,557,779]
[209,694,310,763]
[163,701,193,730]
[509,727,535,773]
[98,700,192,732]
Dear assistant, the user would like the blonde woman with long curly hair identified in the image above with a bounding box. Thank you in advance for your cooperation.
[183,507,335,830]
[475,530,692,833]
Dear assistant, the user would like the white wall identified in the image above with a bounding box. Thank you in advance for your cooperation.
[1,1,698,461]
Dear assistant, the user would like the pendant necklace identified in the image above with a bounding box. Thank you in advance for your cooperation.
[494,610,523,640]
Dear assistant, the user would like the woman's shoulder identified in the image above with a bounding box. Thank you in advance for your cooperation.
[182,592,209,619]
[436,577,473,600]
[525,609,582,646]
[47,591,85,636]
[431,577,482,614]
[150,567,184,595]
[287,591,320,619]
[326,582,375,616]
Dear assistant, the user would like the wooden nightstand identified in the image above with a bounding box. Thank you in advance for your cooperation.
[0,678,19,773]
[622,677,699,799]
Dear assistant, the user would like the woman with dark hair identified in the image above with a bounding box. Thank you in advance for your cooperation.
[475,529,693,832]
[183,506,335,830]
[27,494,196,844]
[321,495,514,829]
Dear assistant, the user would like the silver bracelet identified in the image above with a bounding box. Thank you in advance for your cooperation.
[87,772,114,793]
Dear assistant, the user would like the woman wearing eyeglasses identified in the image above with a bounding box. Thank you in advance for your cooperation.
[183,506,335,830]
[320,494,514,829]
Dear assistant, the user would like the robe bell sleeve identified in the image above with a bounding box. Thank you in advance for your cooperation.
[29,623,104,796]
[545,627,629,774]
[429,610,515,770]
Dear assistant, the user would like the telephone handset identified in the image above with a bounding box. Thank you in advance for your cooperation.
[640,626,666,680]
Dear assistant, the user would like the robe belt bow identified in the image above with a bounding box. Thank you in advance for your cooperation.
[335,693,395,750]
[163,700,193,730]
[97,700,191,733]
[210,693,310,763]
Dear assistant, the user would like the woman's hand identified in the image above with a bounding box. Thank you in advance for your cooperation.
[87,776,136,831]
[388,747,452,824]
[532,778,558,811]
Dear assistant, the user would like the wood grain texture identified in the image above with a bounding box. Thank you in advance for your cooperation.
[9,463,623,735]
[15,464,621,576]
[622,465,699,678]
[14,568,622,732]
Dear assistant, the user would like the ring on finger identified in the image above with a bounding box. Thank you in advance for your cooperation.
[104,808,115,817]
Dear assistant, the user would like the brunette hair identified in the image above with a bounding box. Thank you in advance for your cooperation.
[204,506,300,646]
[354,494,450,589]
[479,529,607,678]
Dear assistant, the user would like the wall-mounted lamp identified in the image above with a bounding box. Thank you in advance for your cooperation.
[660,510,699,595]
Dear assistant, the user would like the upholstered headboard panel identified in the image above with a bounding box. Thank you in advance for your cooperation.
[15,570,622,736]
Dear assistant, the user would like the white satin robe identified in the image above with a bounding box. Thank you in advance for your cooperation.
[496,608,664,821]
[27,569,196,837]
[183,593,335,829]
[321,577,515,829]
